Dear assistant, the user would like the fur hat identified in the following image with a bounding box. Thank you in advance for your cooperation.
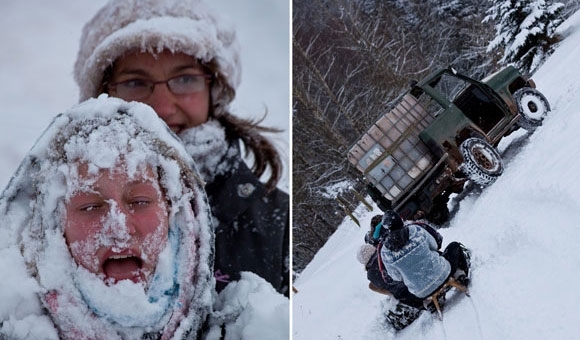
[73,0,241,116]
[357,244,376,265]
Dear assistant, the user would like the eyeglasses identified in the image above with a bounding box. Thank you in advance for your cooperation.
[108,74,213,101]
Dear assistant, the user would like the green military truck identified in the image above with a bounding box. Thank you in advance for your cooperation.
[347,66,550,224]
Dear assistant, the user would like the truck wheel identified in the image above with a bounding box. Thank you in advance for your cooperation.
[513,87,550,131]
[428,202,449,225]
[460,137,504,186]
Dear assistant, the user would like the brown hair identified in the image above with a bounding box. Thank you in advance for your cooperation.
[216,112,283,192]
[204,59,284,192]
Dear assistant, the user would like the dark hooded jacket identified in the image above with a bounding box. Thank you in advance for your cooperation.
[206,145,289,297]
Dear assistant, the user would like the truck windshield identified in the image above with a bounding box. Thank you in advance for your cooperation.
[425,73,505,133]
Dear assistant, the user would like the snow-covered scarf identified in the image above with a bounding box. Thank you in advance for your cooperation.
[0,97,215,339]
[179,119,241,184]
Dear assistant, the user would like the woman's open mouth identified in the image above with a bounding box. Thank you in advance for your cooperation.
[102,255,143,282]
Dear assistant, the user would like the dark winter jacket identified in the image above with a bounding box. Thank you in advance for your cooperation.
[206,153,289,297]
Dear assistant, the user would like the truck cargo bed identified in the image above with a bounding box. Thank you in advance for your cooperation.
[347,94,435,202]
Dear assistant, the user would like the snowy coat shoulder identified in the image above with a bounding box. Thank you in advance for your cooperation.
[0,246,59,339]
[205,272,289,340]
[380,224,450,299]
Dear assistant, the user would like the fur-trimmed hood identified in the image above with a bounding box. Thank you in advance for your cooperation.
[0,96,215,339]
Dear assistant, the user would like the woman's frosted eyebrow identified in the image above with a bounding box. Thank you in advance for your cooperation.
[119,68,149,77]
[114,68,151,78]
[171,63,204,73]
[71,182,99,192]
[127,179,161,191]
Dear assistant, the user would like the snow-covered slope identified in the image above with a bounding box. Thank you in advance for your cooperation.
[293,11,580,340]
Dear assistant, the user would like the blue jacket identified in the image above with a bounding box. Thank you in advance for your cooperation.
[380,224,450,299]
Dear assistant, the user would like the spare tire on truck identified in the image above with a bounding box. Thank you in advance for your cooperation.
[513,87,550,131]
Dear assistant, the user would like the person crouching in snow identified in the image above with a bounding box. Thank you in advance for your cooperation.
[0,96,288,340]
[378,210,470,301]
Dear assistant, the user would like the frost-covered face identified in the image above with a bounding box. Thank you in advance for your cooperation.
[63,164,169,284]
[109,50,211,134]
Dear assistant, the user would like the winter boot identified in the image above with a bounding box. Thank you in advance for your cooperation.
[459,243,471,274]
[385,302,423,331]
[454,243,471,286]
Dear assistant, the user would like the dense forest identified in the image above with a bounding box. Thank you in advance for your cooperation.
[292,0,579,274]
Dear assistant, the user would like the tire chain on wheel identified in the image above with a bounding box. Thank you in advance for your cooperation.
[460,138,503,187]
[460,159,499,186]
